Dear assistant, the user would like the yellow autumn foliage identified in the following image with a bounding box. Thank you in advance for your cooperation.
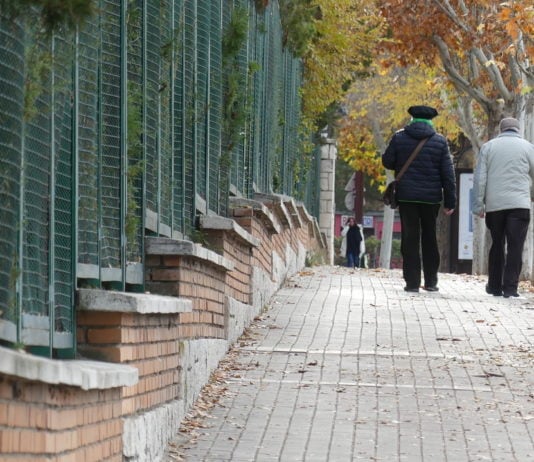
[338,65,463,185]
[300,0,384,132]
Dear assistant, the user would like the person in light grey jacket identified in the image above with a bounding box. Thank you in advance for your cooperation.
[472,117,534,297]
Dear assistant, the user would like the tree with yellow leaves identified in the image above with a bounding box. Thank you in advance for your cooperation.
[338,65,463,184]
[297,0,384,134]
[379,0,534,147]
[379,1,534,278]
[338,65,464,269]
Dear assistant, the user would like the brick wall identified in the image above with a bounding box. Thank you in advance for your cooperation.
[0,197,326,461]
[232,210,275,279]
[145,255,227,339]
[273,230,289,266]
[0,375,123,461]
[202,230,253,305]
[77,311,183,417]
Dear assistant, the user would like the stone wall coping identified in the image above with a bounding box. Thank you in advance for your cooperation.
[0,346,138,390]
[298,205,326,248]
[317,218,327,247]
[254,193,293,228]
[199,215,260,247]
[283,197,303,228]
[229,197,281,234]
[296,202,313,223]
[77,289,193,314]
[289,202,326,247]
[145,237,234,272]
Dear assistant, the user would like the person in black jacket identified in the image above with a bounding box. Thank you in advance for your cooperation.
[341,217,364,268]
[382,105,456,293]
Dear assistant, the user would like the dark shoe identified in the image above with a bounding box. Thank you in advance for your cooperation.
[503,292,519,298]
[423,286,439,292]
[404,286,419,293]
[486,284,503,296]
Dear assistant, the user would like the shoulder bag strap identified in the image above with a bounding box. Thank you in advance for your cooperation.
[395,137,430,181]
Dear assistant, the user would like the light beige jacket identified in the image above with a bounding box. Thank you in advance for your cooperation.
[472,132,534,215]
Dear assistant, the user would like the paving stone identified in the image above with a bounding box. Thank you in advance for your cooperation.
[170,268,534,461]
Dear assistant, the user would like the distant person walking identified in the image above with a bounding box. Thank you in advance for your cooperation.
[340,217,365,268]
[472,117,534,298]
[382,105,456,292]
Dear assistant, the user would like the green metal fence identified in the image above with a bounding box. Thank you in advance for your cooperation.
[0,0,320,357]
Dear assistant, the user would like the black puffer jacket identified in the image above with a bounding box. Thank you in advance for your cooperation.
[382,121,456,209]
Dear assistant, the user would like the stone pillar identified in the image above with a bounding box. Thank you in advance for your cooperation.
[319,140,337,264]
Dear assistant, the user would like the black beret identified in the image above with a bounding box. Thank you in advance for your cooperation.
[408,105,438,119]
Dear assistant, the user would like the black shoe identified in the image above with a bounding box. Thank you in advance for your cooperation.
[486,284,503,296]
[423,286,439,292]
[503,292,519,298]
[404,286,419,293]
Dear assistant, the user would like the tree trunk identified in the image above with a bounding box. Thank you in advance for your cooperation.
[379,171,395,268]
[471,217,488,276]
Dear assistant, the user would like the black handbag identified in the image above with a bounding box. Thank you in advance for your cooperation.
[382,137,429,209]
[382,180,399,208]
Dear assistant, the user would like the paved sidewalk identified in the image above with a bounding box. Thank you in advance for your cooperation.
[169,267,534,462]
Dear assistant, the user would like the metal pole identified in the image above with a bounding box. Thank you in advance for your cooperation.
[120,0,127,291]
[71,26,80,355]
[141,0,148,272]
[17,31,27,349]
[169,0,174,236]
[205,34,211,210]
[49,35,56,356]
[353,170,364,224]
[181,11,186,230]
[192,0,198,221]
[97,0,103,286]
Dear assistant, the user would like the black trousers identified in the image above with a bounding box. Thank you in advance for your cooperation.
[485,208,530,294]
[399,203,441,289]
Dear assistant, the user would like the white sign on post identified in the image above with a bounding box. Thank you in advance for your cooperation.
[458,173,473,260]
[362,216,373,228]
[344,192,355,211]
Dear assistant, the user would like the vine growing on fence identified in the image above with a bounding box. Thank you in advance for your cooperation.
[0,0,95,32]
[221,6,254,164]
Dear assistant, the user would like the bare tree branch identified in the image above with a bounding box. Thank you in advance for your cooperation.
[456,98,483,152]
[455,0,469,16]
[471,48,514,102]
[515,31,534,81]
[431,0,470,33]
[469,53,479,81]
[509,54,521,90]
[432,35,492,110]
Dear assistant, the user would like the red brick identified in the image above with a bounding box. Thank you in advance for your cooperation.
[77,327,87,343]
[54,428,78,452]
[87,328,122,344]
[47,408,78,430]
[232,208,253,218]
[77,312,124,327]
[199,312,213,324]
[145,255,162,266]
[149,268,181,281]
[78,346,122,362]
[162,255,182,267]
